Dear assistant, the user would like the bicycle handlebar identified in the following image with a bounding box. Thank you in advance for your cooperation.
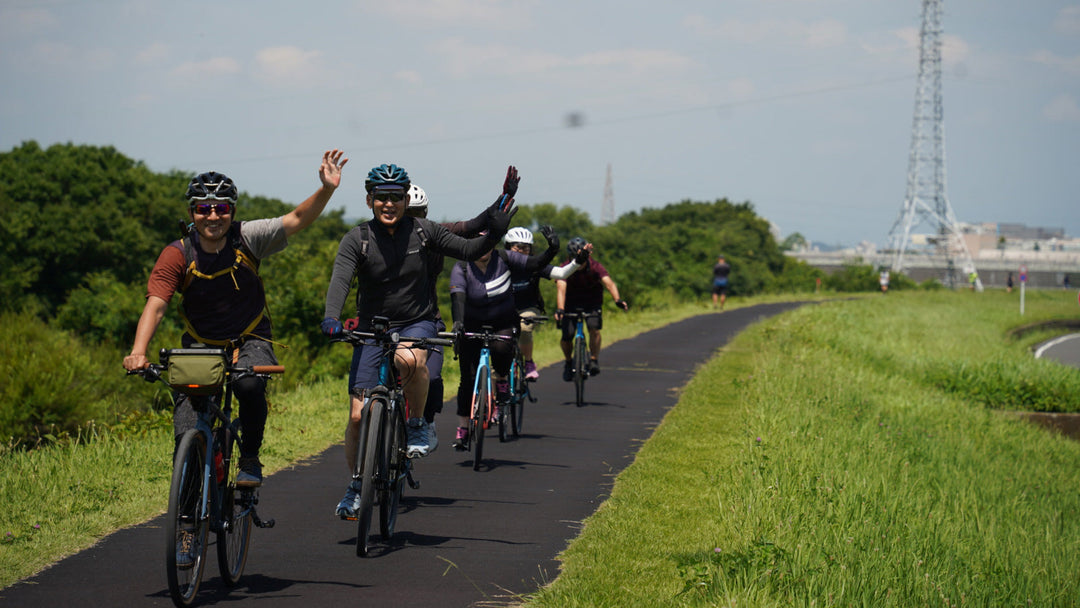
[331,329,455,349]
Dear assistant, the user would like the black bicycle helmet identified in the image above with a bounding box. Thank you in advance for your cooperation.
[365,163,410,192]
[567,236,587,257]
[185,171,238,202]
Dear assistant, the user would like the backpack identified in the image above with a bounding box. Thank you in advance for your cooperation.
[177,223,268,346]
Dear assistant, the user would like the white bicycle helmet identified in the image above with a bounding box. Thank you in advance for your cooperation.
[504,227,534,246]
[407,184,428,210]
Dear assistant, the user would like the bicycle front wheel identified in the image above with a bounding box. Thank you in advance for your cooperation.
[216,428,252,586]
[573,336,587,407]
[379,399,406,540]
[166,430,209,607]
[356,397,384,557]
[470,367,489,471]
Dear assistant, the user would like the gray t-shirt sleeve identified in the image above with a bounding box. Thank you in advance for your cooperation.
[239,217,288,259]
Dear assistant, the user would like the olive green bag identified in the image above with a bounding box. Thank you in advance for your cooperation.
[165,348,228,395]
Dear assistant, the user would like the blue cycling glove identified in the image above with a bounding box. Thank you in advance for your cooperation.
[321,317,344,336]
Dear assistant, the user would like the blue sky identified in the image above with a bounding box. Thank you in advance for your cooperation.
[2,0,1077,247]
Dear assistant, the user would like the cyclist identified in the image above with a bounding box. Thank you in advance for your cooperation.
[321,163,516,518]
[504,227,585,380]
[555,237,629,380]
[123,149,349,488]
[404,181,511,452]
[448,226,582,449]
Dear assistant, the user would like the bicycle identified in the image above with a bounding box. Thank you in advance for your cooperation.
[128,347,281,608]
[562,310,601,408]
[330,317,453,556]
[457,326,516,470]
[499,315,547,441]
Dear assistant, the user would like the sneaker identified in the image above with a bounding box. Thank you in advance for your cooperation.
[335,479,363,519]
[524,360,539,381]
[427,421,439,454]
[453,426,469,451]
[406,418,431,458]
[236,457,263,488]
[490,405,500,425]
[562,360,573,382]
[588,359,601,377]
[176,525,197,569]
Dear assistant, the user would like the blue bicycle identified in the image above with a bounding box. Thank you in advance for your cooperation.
[458,326,516,470]
[562,311,601,408]
[128,348,280,607]
[331,317,453,555]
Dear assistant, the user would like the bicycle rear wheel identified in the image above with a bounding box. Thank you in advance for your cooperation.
[379,399,406,540]
[470,367,489,471]
[216,428,252,586]
[356,398,384,557]
[510,356,526,437]
[573,336,587,407]
[166,430,209,607]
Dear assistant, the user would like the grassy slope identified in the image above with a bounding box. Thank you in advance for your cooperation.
[524,290,1080,607]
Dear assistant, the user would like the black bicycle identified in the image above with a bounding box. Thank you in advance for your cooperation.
[331,317,453,555]
[128,347,280,607]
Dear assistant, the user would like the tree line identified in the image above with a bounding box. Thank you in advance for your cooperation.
[0,141,884,447]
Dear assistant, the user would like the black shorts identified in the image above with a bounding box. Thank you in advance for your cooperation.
[561,309,603,341]
[712,279,729,295]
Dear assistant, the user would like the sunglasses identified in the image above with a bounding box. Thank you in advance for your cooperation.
[374,191,406,203]
[190,202,235,216]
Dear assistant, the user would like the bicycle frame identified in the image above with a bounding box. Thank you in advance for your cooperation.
[129,350,280,607]
[563,311,598,408]
[331,317,452,555]
[459,327,514,470]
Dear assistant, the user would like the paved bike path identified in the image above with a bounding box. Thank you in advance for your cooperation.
[0,303,803,607]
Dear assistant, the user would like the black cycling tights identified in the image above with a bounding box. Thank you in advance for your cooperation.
[233,375,268,459]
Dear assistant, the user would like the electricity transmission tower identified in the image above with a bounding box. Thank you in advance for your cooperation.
[601,163,615,224]
[887,0,981,290]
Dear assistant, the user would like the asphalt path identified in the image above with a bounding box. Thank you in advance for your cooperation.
[1034,333,1080,369]
[1,302,803,608]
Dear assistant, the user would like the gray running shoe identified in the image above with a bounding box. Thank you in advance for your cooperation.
[335,479,363,519]
[427,420,439,454]
[236,457,262,488]
[406,417,431,458]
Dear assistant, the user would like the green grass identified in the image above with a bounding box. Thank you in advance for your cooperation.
[5,288,1077,599]
[522,289,1080,607]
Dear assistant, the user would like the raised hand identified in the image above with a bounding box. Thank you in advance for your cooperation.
[319,149,348,189]
[502,165,520,199]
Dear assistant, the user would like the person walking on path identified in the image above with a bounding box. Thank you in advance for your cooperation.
[712,254,731,309]
[123,149,348,488]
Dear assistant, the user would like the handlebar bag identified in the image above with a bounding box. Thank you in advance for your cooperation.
[165,348,228,395]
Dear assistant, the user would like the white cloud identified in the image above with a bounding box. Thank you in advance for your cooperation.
[395,70,424,85]
[254,46,324,85]
[683,14,847,49]
[1054,6,1080,35]
[1029,49,1080,75]
[0,7,56,37]
[363,0,529,26]
[431,38,692,79]
[892,27,970,67]
[134,43,170,66]
[171,57,241,80]
[1043,94,1080,122]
